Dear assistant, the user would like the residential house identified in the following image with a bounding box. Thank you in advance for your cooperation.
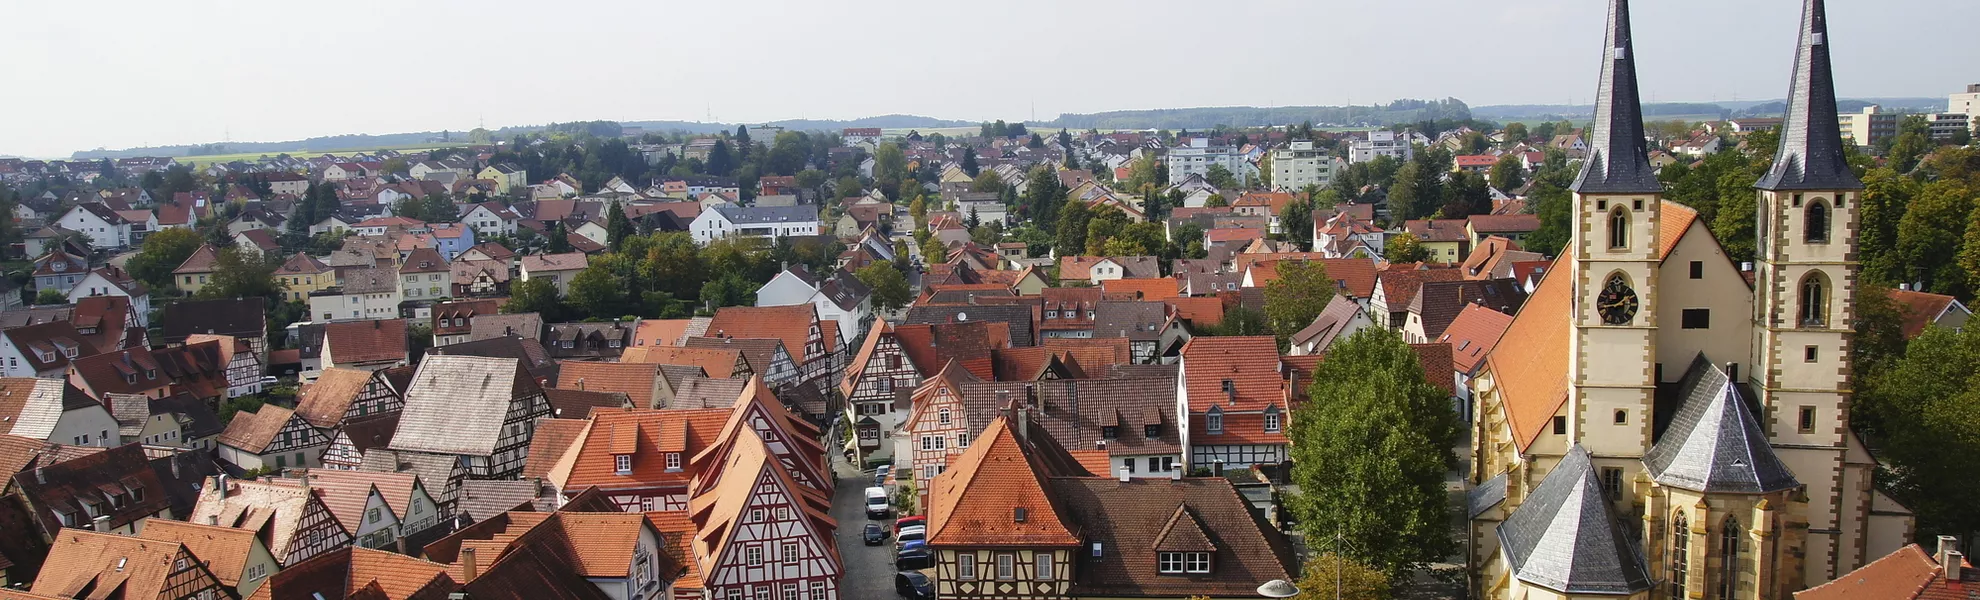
[518,252,588,296]
[754,265,874,342]
[1402,219,1472,263]
[55,203,132,249]
[1401,279,1526,344]
[308,267,403,323]
[218,404,330,472]
[136,519,282,598]
[1174,337,1287,471]
[432,299,503,346]
[682,337,801,392]
[461,202,523,237]
[1369,266,1465,329]
[477,164,528,194]
[285,469,443,553]
[840,318,921,420]
[171,243,223,296]
[31,249,90,295]
[424,508,672,600]
[541,408,730,510]
[0,322,96,378]
[1797,538,1980,600]
[63,265,147,324]
[1888,287,1972,338]
[233,228,282,255]
[1057,256,1160,286]
[689,204,821,244]
[398,247,450,314]
[321,319,410,372]
[1436,303,1514,422]
[1459,236,1543,281]
[387,355,550,480]
[189,476,353,566]
[1093,301,1184,364]
[246,544,457,600]
[275,253,336,302]
[10,442,172,540]
[25,529,232,599]
[684,425,841,600]
[431,223,475,259]
[1464,214,1542,247]
[706,305,834,397]
[1287,295,1374,356]
[544,320,635,361]
[923,415,1084,599]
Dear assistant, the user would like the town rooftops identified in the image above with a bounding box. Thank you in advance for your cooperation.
[389,355,539,457]
[711,204,818,224]
[324,319,409,366]
[520,252,588,272]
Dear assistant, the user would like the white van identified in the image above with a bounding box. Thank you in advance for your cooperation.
[865,486,891,519]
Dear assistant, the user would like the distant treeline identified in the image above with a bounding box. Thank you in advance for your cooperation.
[1044,98,1473,130]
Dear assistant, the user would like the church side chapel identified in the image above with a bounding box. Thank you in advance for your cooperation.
[1465,1,1915,598]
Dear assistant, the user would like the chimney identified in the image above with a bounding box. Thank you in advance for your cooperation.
[575,378,585,391]
[462,547,479,581]
[207,514,219,526]
[1900,282,1910,291]
[1118,466,1131,483]
[1938,536,1963,581]
[1725,362,1740,383]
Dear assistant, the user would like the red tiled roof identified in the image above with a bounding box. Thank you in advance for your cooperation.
[1888,288,1962,339]
[619,347,741,379]
[1164,296,1225,327]
[1466,213,1540,234]
[1179,336,1284,413]
[1403,219,1469,243]
[1409,343,1456,398]
[325,319,409,366]
[1102,277,1181,301]
[1437,304,1515,374]
[1794,543,1976,600]
[706,305,823,362]
[556,362,661,409]
[1206,227,1265,243]
[564,409,730,492]
[927,417,1080,548]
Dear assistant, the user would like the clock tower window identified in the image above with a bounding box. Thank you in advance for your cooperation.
[1608,208,1631,249]
[1798,273,1829,328]
[1805,200,1830,244]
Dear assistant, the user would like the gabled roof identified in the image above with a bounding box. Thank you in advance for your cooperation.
[518,252,587,273]
[1052,478,1294,598]
[705,304,824,361]
[1496,445,1652,594]
[685,426,837,579]
[1437,303,1515,374]
[556,362,661,409]
[1644,357,1799,494]
[0,378,97,440]
[276,252,333,275]
[631,319,693,348]
[926,416,1080,547]
[390,355,539,457]
[520,419,589,483]
[30,530,222,600]
[893,321,1009,381]
[619,346,742,379]
[161,297,265,343]
[173,244,222,274]
[1290,295,1365,351]
[682,337,787,380]
[904,304,1035,348]
[325,319,409,366]
[1101,277,1181,301]
[840,317,895,397]
[1795,543,1979,600]
[1888,288,1965,339]
[12,442,171,537]
[134,520,263,588]
[219,404,305,454]
[1178,337,1283,412]
[249,545,458,600]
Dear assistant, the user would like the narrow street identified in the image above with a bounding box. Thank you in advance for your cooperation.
[829,433,902,599]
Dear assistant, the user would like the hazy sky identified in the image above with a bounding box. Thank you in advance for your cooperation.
[3,0,1971,158]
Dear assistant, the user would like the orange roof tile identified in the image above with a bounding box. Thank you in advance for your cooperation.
[134,520,260,588]
[556,362,661,408]
[563,409,729,492]
[1888,288,1962,339]
[632,319,692,347]
[1485,256,1570,452]
[1794,543,1969,600]
[521,418,589,482]
[1659,200,1697,258]
[643,511,703,590]
[32,530,219,600]
[619,346,740,379]
[706,305,822,363]
[1165,297,1225,326]
[1102,277,1182,301]
[927,417,1080,548]
[294,368,374,428]
[685,426,839,577]
[1437,303,1515,374]
[1179,336,1284,413]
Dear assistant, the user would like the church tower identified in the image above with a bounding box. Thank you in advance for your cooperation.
[1751,0,1863,587]
[1567,0,1664,497]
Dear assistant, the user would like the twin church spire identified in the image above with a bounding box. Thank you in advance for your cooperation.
[1758,0,1860,191]
[1570,0,1662,195]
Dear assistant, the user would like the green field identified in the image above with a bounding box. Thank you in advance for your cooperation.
[169,143,466,168]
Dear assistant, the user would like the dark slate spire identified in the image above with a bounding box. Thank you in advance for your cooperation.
[1757,0,1862,191]
[1496,445,1654,595]
[1644,356,1800,494]
[1571,0,1664,195]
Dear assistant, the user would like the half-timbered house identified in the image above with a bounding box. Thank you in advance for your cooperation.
[552,408,731,512]
[899,360,981,494]
[294,366,409,432]
[287,469,443,554]
[190,476,353,566]
[840,318,921,420]
[926,416,1084,600]
[320,413,399,471]
[388,355,550,480]
[687,427,841,600]
[186,333,264,398]
[217,404,331,472]
[1174,336,1288,471]
[685,336,800,391]
[28,529,234,600]
[706,305,833,396]
[691,376,832,497]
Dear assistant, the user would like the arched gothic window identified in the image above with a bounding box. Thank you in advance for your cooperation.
[1670,512,1690,598]
[1806,200,1830,244]
[1609,207,1630,249]
[1718,517,1742,600]
[1799,273,1829,328]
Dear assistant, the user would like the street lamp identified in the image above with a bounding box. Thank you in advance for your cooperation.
[1256,579,1300,598]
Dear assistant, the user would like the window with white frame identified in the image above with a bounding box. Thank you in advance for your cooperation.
[615,455,632,473]
[782,541,798,560]
[996,553,1014,580]
[746,545,763,566]
[958,554,976,580]
[666,453,681,470]
[1186,552,1210,573]
[781,584,797,600]
[1036,553,1054,580]
[1158,552,1186,573]
[1263,408,1281,433]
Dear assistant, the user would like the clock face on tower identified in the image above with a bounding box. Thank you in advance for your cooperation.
[1597,274,1639,325]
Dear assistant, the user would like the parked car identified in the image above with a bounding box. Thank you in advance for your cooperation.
[896,571,935,600]
[863,523,889,546]
[865,486,891,519]
[894,515,925,534]
[874,464,892,486]
[895,549,933,571]
[894,526,925,551]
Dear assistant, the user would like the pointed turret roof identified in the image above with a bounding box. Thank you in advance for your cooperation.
[1757,0,1861,191]
[1497,445,1653,595]
[1644,356,1800,493]
[1570,0,1664,195]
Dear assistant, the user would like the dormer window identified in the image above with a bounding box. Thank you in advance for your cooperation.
[1144,424,1160,438]
[1158,552,1213,574]
[1102,426,1118,439]
[614,454,632,474]
[665,453,681,471]
[62,347,77,359]
[1205,407,1223,435]
[146,369,156,379]
[125,373,136,384]
[1263,407,1281,433]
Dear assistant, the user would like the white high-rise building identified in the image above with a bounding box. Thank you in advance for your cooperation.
[1166,138,1256,186]
[1348,130,1414,164]
[1268,141,1340,191]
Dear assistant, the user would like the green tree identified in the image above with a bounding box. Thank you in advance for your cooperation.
[1203,195,1229,208]
[605,200,633,252]
[1210,306,1267,336]
[1858,168,1919,286]
[1054,197,1093,258]
[1288,328,1459,580]
[504,278,562,318]
[1502,122,1528,146]
[1083,205,1128,256]
[1279,197,1314,251]
[875,143,909,191]
[707,140,734,176]
[1023,165,1067,228]
[125,228,204,290]
[197,247,285,300]
[1383,232,1429,263]
[566,264,625,318]
[34,288,66,305]
[1489,154,1525,191]
[1294,553,1392,600]
[1522,184,1573,257]
[835,176,862,200]
[970,171,1003,193]
[1205,164,1239,189]
[855,262,912,311]
[699,272,754,310]
[909,197,928,230]
[920,236,948,265]
[1895,181,1974,296]
[1887,115,1933,173]
[1710,171,1760,264]
[548,222,574,254]
[1855,325,1980,543]
[1262,261,1335,345]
